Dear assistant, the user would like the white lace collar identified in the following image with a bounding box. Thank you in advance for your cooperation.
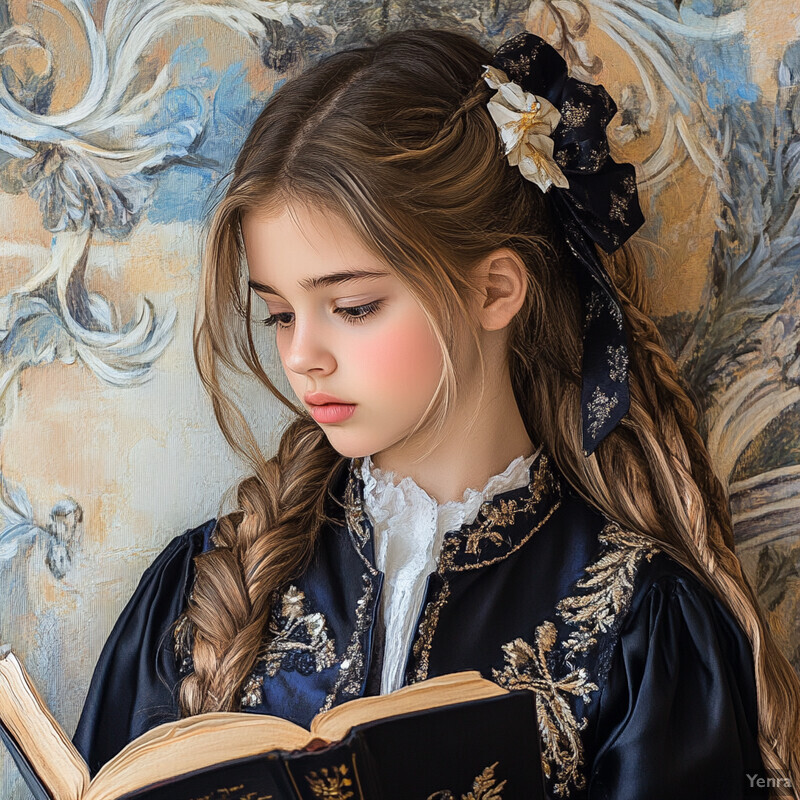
[360,449,539,524]
[357,447,540,694]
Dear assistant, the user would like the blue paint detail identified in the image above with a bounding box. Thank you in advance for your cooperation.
[692,37,759,109]
[689,0,745,15]
[137,87,203,139]
[146,166,215,225]
[146,58,268,224]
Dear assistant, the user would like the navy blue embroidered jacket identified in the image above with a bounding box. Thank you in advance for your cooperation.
[72,448,767,799]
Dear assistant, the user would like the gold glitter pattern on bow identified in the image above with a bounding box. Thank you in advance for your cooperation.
[559,99,591,129]
[586,386,619,439]
[606,344,628,383]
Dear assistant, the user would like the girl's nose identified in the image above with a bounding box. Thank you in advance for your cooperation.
[282,318,336,376]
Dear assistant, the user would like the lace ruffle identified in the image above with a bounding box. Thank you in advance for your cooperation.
[360,450,538,693]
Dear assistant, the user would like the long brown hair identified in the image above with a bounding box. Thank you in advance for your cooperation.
[179,27,800,791]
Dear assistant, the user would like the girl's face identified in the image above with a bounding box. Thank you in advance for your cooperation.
[242,201,446,459]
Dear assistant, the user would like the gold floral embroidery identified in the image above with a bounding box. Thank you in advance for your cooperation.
[622,173,637,195]
[343,460,376,573]
[409,580,451,683]
[305,764,354,799]
[437,452,561,572]
[493,624,597,797]
[584,288,604,327]
[557,522,659,665]
[494,32,543,83]
[408,451,562,683]
[606,344,628,383]
[240,585,336,708]
[492,521,660,797]
[608,189,630,225]
[320,572,374,712]
[427,762,507,799]
[559,99,591,129]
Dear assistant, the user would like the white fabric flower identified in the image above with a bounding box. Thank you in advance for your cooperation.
[481,64,570,193]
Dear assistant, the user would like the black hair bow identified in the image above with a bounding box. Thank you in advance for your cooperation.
[490,32,645,456]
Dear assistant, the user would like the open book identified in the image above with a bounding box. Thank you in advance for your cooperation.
[0,646,545,800]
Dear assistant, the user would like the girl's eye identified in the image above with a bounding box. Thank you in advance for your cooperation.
[261,300,383,329]
[261,312,294,329]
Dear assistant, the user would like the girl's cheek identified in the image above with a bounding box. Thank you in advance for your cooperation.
[355,318,442,390]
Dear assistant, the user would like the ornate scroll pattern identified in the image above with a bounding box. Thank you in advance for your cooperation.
[343,447,561,576]
[239,585,336,708]
[0,0,331,573]
[492,521,660,797]
[494,624,596,798]
[342,459,378,575]
[527,0,741,186]
[427,761,507,800]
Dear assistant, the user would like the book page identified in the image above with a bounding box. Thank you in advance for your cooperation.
[310,670,507,742]
[0,647,90,800]
[85,712,312,800]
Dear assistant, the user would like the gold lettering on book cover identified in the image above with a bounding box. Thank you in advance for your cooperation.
[305,764,355,799]
[186,785,273,800]
[493,521,660,797]
[427,761,507,799]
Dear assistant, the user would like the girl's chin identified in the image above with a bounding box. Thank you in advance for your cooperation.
[320,431,394,461]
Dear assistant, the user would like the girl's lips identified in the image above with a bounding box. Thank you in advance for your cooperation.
[309,402,356,424]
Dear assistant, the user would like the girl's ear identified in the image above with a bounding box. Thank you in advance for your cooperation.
[469,247,528,332]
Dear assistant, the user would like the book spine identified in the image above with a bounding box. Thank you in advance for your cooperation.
[0,717,54,800]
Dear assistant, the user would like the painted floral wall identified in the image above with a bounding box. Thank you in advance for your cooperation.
[1,0,799,796]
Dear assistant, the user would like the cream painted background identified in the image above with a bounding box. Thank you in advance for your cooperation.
[1,0,799,796]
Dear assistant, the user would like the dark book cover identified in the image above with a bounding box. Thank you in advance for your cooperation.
[119,691,544,800]
[2,690,544,800]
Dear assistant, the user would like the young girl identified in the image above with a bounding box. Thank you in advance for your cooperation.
[71,27,800,799]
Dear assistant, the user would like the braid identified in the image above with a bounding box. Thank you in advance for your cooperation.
[605,245,736,555]
[598,244,800,795]
[177,416,344,715]
[421,75,492,149]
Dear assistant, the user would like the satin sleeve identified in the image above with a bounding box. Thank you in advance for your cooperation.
[71,520,214,778]
[588,573,768,800]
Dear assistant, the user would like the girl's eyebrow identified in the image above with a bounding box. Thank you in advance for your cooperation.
[248,269,390,296]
